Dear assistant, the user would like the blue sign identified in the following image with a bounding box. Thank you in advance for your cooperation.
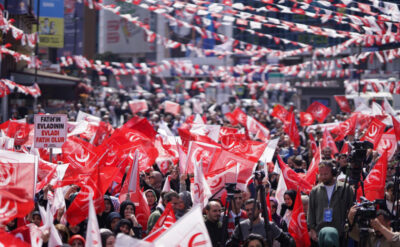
[34,0,64,18]
[7,0,29,15]
[58,1,84,56]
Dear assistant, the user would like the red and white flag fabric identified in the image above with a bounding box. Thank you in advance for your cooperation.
[230,108,248,126]
[185,141,222,175]
[306,101,331,123]
[288,190,311,247]
[358,151,388,201]
[375,129,397,160]
[85,196,101,247]
[145,203,176,242]
[284,112,300,148]
[277,156,312,194]
[0,150,36,224]
[391,116,400,142]
[334,95,351,113]
[321,128,339,155]
[164,101,181,116]
[119,152,151,229]
[271,104,288,122]
[300,112,314,126]
[153,206,212,247]
[66,167,118,226]
[129,99,149,114]
[0,229,31,247]
[304,147,321,185]
[220,133,267,163]
[360,117,386,148]
[191,161,212,209]
[308,133,318,157]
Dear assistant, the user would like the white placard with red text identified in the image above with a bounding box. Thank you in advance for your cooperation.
[34,114,67,148]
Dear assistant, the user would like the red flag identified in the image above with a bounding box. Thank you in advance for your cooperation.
[357,151,388,201]
[321,128,339,155]
[129,99,148,114]
[66,166,118,226]
[340,141,349,154]
[306,102,331,123]
[288,190,311,247]
[266,192,272,221]
[0,150,35,224]
[185,141,222,175]
[62,136,101,169]
[305,147,321,185]
[230,107,248,126]
[360,117,386,148]
[331,114,357,141]
[220,134,267,163]
[284,112,300,148]
[334,96,351,113]
[391,116,400,142]
[0,229,31,247]
[308,133,318,157]
[207,150,256,192]
[164,101,180,116]
[145,203,176,242]
[271,104,288,122]
[121,116,157,141]
[375,129,397,160]
[277,156,312,194]
[300,112,314,126]
[119,153,151,229]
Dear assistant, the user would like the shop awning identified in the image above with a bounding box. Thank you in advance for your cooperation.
[10,69,81,86]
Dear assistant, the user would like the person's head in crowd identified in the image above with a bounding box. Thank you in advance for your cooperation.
[106,212,121,231]
[301,195,309,218]
[149,171,163,191]
[243,233,266,247]
[284,190,297,210]
[114,219,132,236]
[244,199,261,222]
[119,201,136,220]
[322,147,332,160]
[31,211,42,226]
[100,229,115,247]
[293,155,304,171]
[336,153,348,169]
[6,218,17,231]
[67,220,86,237]
[232,189,244,214]
[316,129,323,139]
[176,191,192,218]
[69,234,85,247]
[385,181,394,202]
[374,210,392,236]
[144,189,157,208]
[287,156,295,168]
[163,191,180,212]
[270,198,278,216]
[104,195,115,214]
[55,224,70,243]
[318,161,336,186]
[205,200,222,223]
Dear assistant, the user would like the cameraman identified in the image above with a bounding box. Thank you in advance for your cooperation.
[348,206,400,246]
[226,199,295,247]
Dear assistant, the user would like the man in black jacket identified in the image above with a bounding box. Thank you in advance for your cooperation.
[205,201,224,247]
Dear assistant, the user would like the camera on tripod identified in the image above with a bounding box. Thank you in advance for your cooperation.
[355,197,384,221]
[347,140,373,185]
[225,183,238,197]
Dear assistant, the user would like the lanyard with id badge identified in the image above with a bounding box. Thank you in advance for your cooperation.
[323,185,335,223]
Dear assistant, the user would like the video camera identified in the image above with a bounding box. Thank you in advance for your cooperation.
[355,197,386,232]
[347,140,373,185]
[225,183,237,197]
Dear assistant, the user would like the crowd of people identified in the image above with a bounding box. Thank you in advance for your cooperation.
[2,85,400,247]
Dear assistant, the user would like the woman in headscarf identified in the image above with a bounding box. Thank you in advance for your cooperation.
[119,201,142,238]
[98,195,115,228]
[144,189,158,212]
[280,189,297,231]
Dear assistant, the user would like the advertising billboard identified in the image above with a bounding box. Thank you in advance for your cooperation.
[57,0,84,56]
[98,0,155,54]
[33,0,64,48]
